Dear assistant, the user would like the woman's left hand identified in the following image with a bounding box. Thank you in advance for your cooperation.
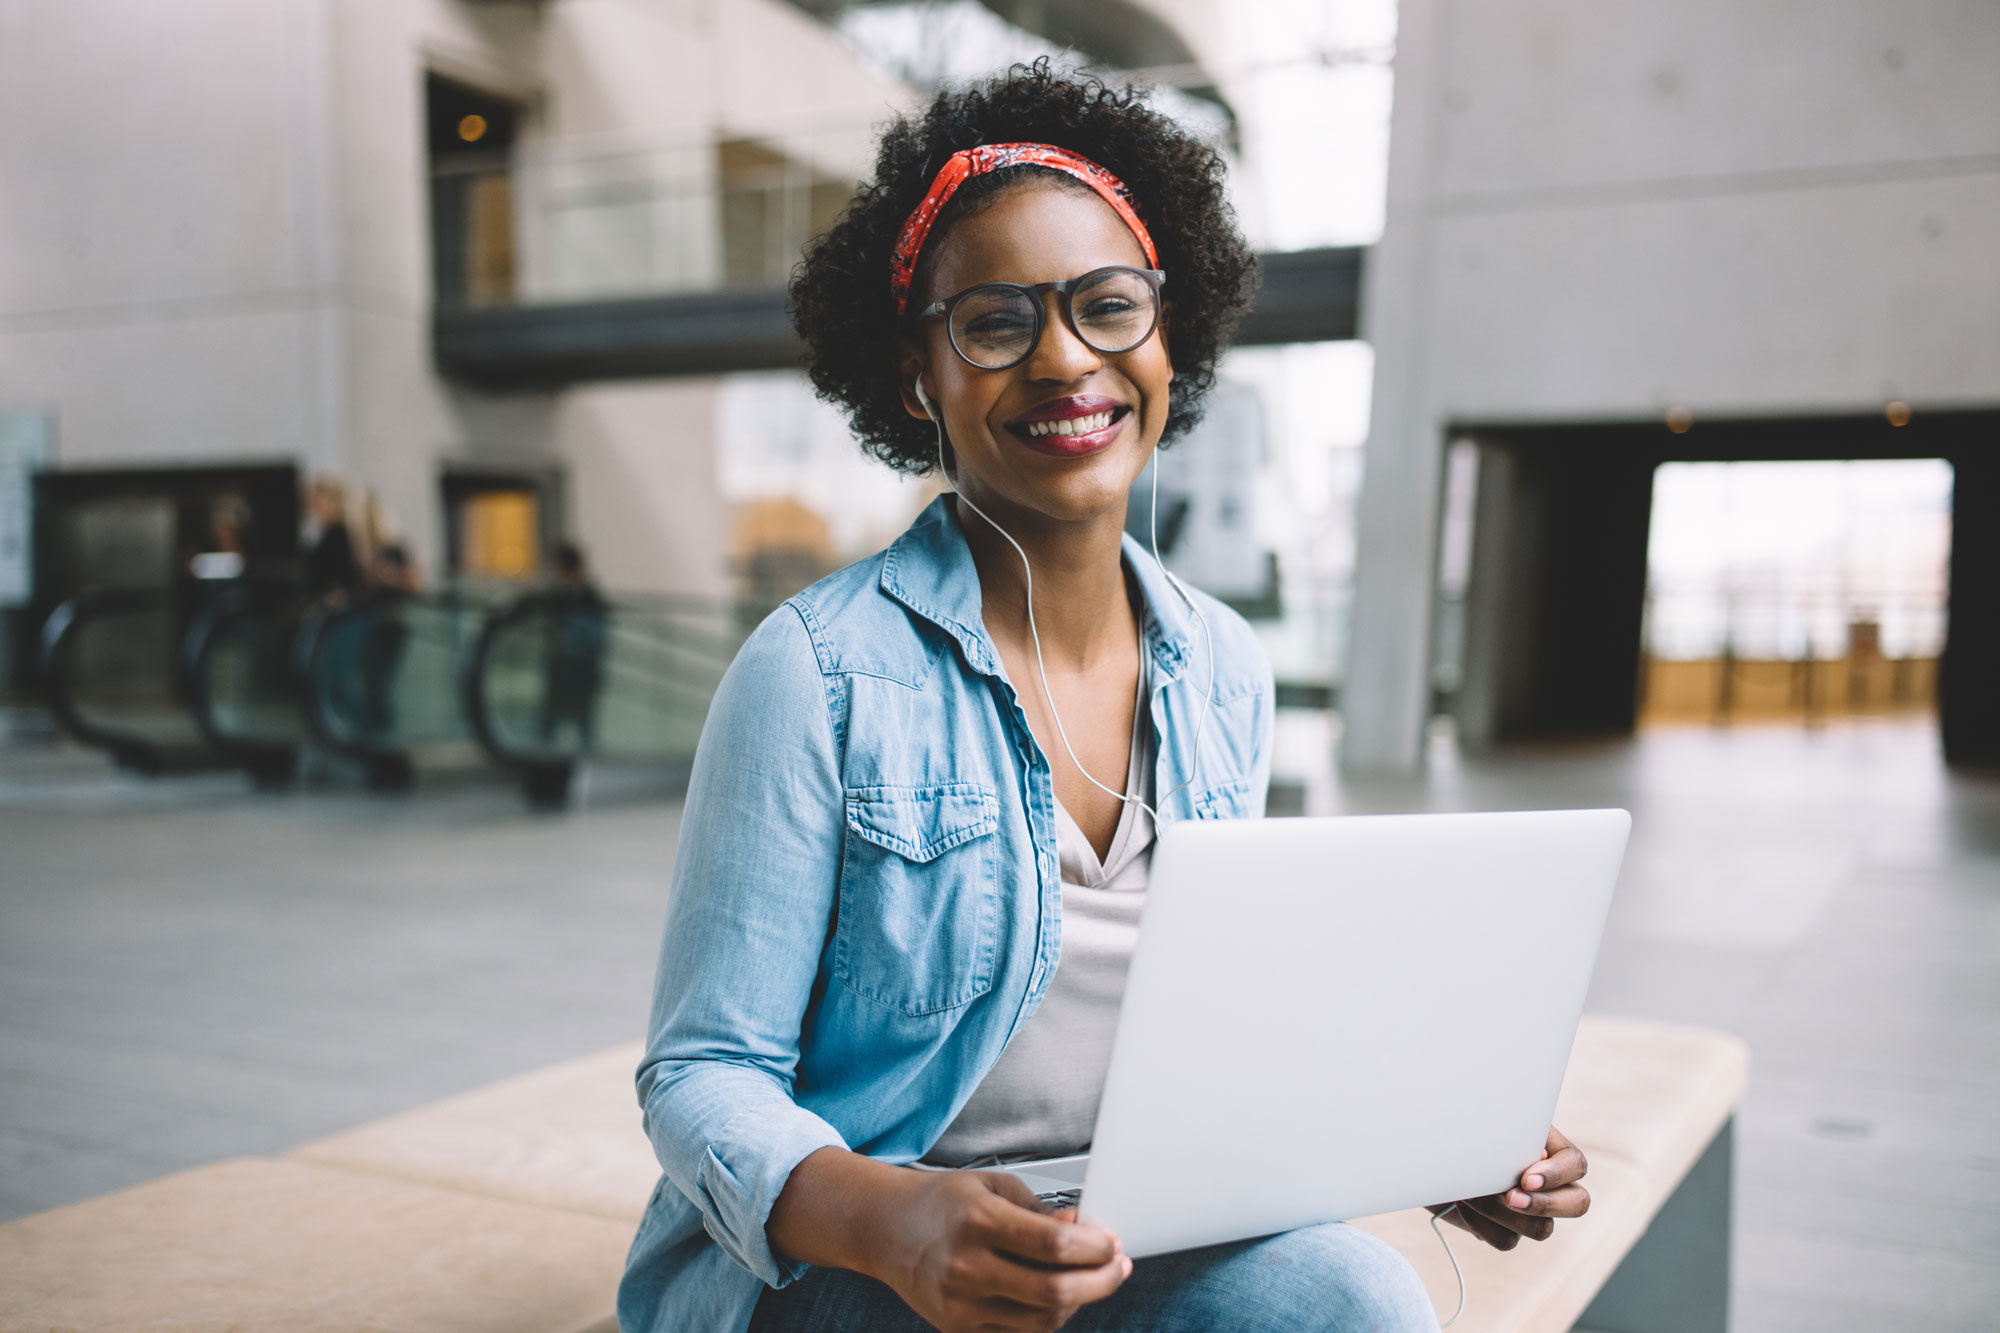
[1428,1125,1590,1250]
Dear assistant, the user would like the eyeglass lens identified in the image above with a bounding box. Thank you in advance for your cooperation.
[948,269,1158,370]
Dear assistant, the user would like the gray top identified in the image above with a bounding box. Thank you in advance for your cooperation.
[923,670,1155,1167]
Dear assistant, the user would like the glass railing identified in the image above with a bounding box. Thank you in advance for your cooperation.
[468,592,751,802]
[1642,588,1947,663]
[1638,590,1946,726]
[37,587,226,772]
[433,128,866,306]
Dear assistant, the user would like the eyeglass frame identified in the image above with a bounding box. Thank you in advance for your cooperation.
[908,265,1168,371]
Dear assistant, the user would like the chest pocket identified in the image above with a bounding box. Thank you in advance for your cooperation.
[835,783,1001,1016]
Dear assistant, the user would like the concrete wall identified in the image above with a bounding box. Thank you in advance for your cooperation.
[0,0,903,597]
[0,0,349,472]
[0,0,544,571]
[1344,0,2000,772]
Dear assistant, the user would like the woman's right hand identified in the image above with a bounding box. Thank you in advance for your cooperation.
[768,1148,1130,1332]
[882,1169,1130,1331]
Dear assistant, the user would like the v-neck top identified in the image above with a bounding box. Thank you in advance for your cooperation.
[923,664,1155,1166]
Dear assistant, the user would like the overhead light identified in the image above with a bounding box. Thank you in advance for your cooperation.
[459,114,488,143]
[1885,400,1912,427]
[1665,406,1693,434]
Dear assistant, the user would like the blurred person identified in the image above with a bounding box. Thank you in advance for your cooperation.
[356,536,419,738]
[189,491,250,582]
[621,64,1591,1333]
[302,477,361,606]
[539,540,607,748]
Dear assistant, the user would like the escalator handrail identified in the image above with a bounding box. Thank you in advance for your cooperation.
[36,585,201,762]
[465,590,571,772]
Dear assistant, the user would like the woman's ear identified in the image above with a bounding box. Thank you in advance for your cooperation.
[895,340,934,421]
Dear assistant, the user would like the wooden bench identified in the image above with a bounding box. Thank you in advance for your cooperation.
[0,1158,628,1333]
[0,1014,1745,1332]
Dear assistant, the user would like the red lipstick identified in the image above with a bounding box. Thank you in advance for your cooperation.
[1003,395,1132,458]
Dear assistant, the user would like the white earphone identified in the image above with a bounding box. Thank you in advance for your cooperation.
[915,378,1214,825]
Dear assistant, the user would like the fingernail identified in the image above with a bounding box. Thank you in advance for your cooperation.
[1524,1173,1544,1190]
[1121,1256,1133,1277]
[1508,1189,1531,1209]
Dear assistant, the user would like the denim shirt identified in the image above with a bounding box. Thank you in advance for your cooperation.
[618,496,1274,1333]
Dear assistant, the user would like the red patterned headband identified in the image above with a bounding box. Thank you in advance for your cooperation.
[890,142,1159,318]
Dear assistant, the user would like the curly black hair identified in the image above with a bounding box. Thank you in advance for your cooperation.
[789,60,1258,476]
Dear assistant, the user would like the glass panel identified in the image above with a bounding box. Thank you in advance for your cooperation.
[200,601,305,746]
[474,597,745,763]
[310,594,493,749]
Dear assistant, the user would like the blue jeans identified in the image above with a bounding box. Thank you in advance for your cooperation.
[747,1223,1440,1332]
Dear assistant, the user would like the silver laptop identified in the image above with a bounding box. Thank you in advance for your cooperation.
[992,808,1630,1258]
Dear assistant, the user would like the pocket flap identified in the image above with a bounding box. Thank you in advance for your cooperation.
[1192,778,1253,820]
[845,783,998,863]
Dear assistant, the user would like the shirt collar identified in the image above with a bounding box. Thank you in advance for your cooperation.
[880,494,1197,683]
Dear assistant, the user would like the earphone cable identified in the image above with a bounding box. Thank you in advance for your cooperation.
[1428,1204,1468,1328]
[922,388,1214,826]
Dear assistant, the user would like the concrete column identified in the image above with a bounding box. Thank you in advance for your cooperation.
[1340,0,1446,775]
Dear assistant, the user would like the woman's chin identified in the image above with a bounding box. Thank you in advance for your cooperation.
[1019,468,1147,525]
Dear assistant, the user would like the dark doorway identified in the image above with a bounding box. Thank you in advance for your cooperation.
[427,74,521,307]
[1452,409,2000,767]
[23,462,300,703]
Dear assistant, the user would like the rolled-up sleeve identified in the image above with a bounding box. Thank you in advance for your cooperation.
[636,605,849,1287]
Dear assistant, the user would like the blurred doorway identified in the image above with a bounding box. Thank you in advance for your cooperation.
[1451,410,2000,766]
[33,463,300,605]
[1640,461,1948,728]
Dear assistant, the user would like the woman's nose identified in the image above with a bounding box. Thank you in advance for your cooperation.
[1023,291,1102,381]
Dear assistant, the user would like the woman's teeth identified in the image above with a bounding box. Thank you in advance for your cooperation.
[1023,410,1116,438]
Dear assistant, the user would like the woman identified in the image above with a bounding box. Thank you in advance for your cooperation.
[620,63,1589,1333]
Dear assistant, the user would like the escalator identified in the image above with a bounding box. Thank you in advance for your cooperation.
[42,583,752,802]
[38,587,233,773]
[468,592,747,806]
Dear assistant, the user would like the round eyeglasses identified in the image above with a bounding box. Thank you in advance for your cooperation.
[912,266,1166,372]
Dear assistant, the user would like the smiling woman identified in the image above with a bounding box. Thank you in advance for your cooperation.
[618,64,1457,1333]
[791,59,1256,475]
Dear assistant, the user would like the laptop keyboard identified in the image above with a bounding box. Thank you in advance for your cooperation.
[1036,1188,1082,1211]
